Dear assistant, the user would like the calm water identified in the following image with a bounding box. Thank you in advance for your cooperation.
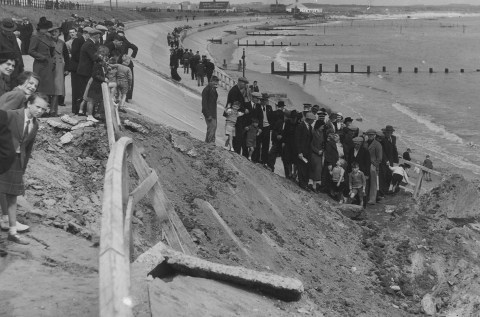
[232,14,480,174]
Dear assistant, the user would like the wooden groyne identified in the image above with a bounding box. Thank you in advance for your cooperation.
[246,32,315,37]
[270,62,479,75]
[237,39,357,47]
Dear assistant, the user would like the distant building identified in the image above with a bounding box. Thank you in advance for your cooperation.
[270,4,286,13]
[286,3,323,13]
[199,0,230,11]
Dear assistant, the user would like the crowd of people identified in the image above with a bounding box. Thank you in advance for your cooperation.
[202,76,426,207]
[0,13,138,250]
[167,28,215,85]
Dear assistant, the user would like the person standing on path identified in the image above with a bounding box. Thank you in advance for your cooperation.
[227,77,250,155]
[201,76,219,143]
[365,129,382,205]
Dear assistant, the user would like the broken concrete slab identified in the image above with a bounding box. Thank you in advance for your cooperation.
[336,204,366,220]
[170,133,199,157]
[156,243,304,301]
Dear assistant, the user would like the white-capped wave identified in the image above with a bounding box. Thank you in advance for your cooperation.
[392,102,463,144]
[273,48,303,70]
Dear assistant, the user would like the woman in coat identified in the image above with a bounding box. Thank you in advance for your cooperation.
[28,18,55,99]
[310,120,325,192]
[47,26,70,116]
[0,52,16,97]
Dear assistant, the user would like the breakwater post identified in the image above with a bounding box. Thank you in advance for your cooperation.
[398,67,402,73]
[429,68,433,73]
[351,65,354,73]
[287,62,290,74]
[382,66,386,72]
[335,64,339,73]
[304,63,307,72]
[271,61,274,73]
[319,64,323,74]
[445,68,449,73]
[367,66,370,74]
[414,67,418,73]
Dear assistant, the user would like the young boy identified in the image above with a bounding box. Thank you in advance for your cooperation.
[388,163,410,194]
[348,162,367,206]
[423,155,433,181]
[330,159,346,203]
[115,56,133,110]
[245,118,261,161]
[224,101,243,151]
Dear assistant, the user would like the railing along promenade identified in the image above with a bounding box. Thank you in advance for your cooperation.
[98,81,196,316]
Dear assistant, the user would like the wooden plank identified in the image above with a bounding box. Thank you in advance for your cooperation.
[130,169,159,206]
[101,83,117,149]
[131,145,197,255]
[99,137,133,317]
[193,198,252,260]
[399,157,442,176]
[124,196,134,268]
[413,171,424,199]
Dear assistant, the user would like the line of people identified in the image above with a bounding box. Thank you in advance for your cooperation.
[202,76,413,208]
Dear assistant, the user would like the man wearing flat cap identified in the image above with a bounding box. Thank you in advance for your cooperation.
[365,129,383,204]
[77,27,101,111]
[18,17,33,55]
[252,92,273,164]
[227,77,251,155]
[69,27,86,114]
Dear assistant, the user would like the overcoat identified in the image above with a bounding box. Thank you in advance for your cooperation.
[29,32,55,95]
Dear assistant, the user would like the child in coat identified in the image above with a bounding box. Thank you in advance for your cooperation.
[348,162,367,206]
[330,159,346,203]
[245,118,261,161]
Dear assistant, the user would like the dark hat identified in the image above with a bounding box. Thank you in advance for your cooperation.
[0,51,16,60]
[37,18,53,30]
[238,77,249,84]
[276,100,286,108]
[48,25,61,32]
[261,93,269,100]
[366,128,377,135]
[312,104,320,110]
[344,117,353,124]
[382,125,395,132]
[406,148,412,152]
[0,18,17,32]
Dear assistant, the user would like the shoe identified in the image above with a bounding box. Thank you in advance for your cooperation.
[87,115,99,123]
[1,220,30,232]
[7,233,29,245]
[230,148,235,152]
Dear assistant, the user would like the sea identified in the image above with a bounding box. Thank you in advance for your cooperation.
[231,12,480,175]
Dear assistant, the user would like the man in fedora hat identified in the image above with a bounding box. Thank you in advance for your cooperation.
[271,100,286,126]
[295,111,315,190]
[0,18,24,85]
[252,92,273,164]
[381,124,398,188]
[365,129,383,205]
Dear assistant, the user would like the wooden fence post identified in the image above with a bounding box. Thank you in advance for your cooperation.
[335,64,338,73]
[287,62,290,74]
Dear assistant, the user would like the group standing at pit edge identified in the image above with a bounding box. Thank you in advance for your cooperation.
[202,76,435,208]
[0,14,138,252]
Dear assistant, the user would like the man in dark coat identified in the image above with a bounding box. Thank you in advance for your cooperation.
[266,108,288,173]
[204,58,215,83]
[117,31,137,101]
[381,125,399,187]
[0,18,24,85]
[170,48,181,81]
[18,18,33,55]
[77,28,100,109]
[252,93,273,164]
[69,27,85,114]
[201,76,219,143]
[295,112,315,190]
